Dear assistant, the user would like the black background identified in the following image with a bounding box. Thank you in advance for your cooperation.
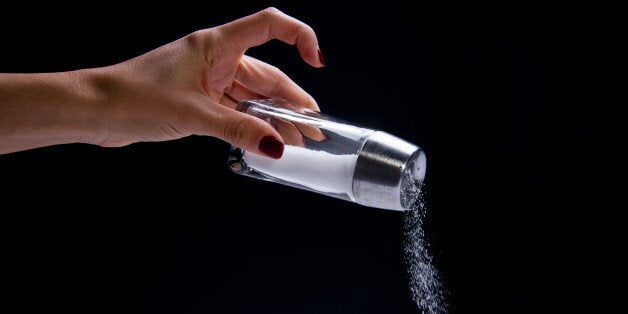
[0,1,613,313]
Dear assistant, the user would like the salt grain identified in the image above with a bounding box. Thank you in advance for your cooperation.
[402,169,448,313]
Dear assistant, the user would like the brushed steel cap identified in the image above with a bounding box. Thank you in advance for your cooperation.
[352,131,427,211]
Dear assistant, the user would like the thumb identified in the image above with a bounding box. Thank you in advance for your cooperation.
[209,106,284,159]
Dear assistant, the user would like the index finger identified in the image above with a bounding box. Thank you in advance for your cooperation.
[215,7,324,68]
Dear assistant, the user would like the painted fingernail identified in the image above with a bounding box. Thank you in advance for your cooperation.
[259,136,284,159]
[317,48,326,66]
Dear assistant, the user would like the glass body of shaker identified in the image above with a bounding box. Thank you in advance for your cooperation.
[228,99,426,211]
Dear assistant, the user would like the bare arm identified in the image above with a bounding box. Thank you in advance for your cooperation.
[0,71,103,154]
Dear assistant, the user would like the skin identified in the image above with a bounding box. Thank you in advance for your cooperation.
[0,7,324,157]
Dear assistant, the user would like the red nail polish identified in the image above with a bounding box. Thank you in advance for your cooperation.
[259,136,284,159]
[318,48,326,66]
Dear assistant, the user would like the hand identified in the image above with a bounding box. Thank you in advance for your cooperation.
[94,7,324,158]
[0,7,325,157]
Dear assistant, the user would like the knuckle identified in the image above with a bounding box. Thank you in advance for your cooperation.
[184,30,205,50]
[267,70,291,97]
[305,25,315,35]
[223,118,251,146]
[261,7,281,17]
[269,78,284,97]
[267,63,281,73]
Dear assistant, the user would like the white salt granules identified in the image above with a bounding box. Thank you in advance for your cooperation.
[244,143,447,312]
[402,169,448,313]
[243,145,359,196]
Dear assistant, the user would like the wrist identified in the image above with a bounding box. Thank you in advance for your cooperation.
[72,67,117,146]
[37,68,113,147]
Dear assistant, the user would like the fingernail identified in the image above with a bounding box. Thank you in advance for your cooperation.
[259,136,284,159]
[317,48,326,67]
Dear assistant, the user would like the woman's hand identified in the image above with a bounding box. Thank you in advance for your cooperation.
[93,7,324,158]
[0,7,324,157]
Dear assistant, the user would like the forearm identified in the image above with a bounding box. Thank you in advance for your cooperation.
[0,70,105,154]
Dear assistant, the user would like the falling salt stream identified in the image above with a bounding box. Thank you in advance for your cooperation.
[242,147,448,312]
[401,169,448,313]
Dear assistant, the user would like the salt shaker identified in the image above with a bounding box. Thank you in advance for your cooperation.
[228,99,426,211]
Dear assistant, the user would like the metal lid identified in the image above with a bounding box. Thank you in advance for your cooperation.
[352,131,427,211]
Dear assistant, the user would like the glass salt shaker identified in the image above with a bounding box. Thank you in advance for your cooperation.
[228,99,426,211]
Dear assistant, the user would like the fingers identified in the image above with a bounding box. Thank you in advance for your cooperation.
[225,69,326,141]
[236,55,319,111]
[292,121,327,142]
[270,117,305,147]
[221,79,324,145]
[216,7,324,68]
[225,80,263,106]
[191,7,329,157]
[198,101,285,159]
